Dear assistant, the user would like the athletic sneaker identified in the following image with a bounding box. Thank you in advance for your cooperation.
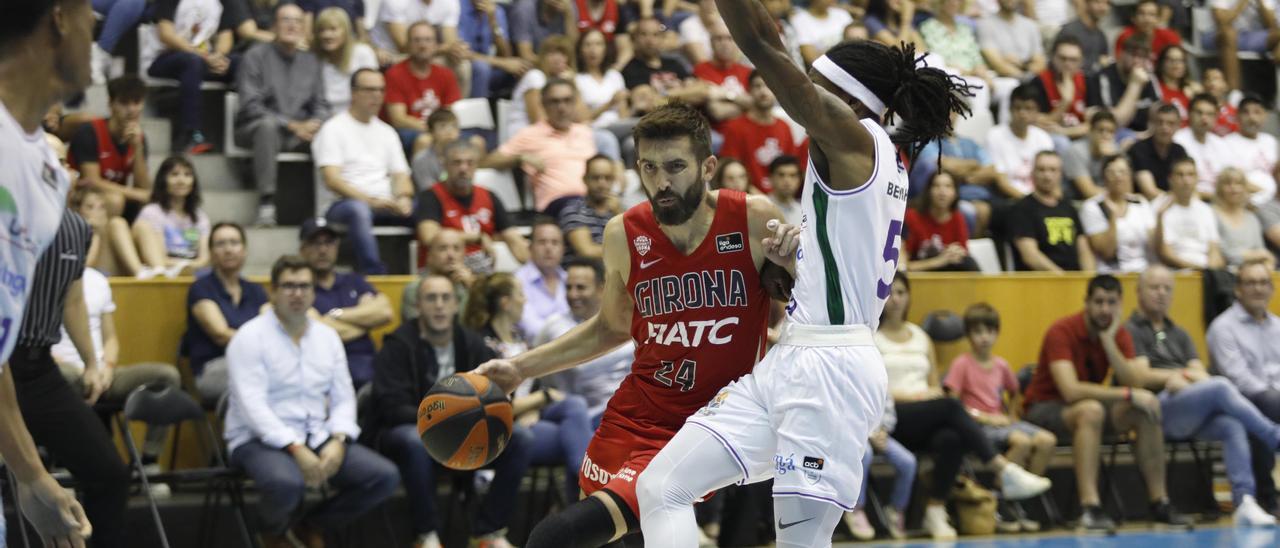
[1079,505,1116,534]
[413,531,442,548]
[1151,499,1194,529]
[883,507,906,539]
[843,509,875,540]
[1000,463,1052,500]
[923,504,957,540]
[1235,495,1277,527]
[142,463,171,499]
[995,504,1021,533]
[256,203,277,227]
[135,266,161,280]
[1014,502,1041,532]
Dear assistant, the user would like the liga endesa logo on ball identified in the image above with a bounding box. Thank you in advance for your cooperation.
[417,373,513,470]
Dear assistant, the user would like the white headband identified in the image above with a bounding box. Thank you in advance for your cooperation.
[812,55,887,117]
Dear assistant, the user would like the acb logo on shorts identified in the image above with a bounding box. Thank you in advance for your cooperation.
[802,457,824,471]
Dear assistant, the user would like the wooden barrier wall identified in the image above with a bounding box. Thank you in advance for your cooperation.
[110,272,1232,374]
[105,271,1265,468]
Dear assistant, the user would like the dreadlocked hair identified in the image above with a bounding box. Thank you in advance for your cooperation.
[824,40,975,162]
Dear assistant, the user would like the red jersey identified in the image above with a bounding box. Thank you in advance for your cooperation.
[1115,27,1181,59]
[574,0,621,40]
[718,115,803,194]
[693,61,752,98]
[1024,312,1135,407]
[1037,69,1087,127]
[417,185,497,268]
[383,61,461,123]
[1155,83,1190,122]
[69,118,136,184]
[904,208,968,259]
[604,190,770,436]
[1214,103,1239,136]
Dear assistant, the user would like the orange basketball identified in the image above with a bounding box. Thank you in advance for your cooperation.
[417,372,514,470]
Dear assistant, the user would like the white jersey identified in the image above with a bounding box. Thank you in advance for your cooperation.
[786,119,908,328]
[0,101,72,368]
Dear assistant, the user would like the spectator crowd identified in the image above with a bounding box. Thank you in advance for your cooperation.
[22,0,1280,545]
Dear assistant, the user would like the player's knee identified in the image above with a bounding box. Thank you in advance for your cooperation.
[526,493,630,548]
[636,465,695,512]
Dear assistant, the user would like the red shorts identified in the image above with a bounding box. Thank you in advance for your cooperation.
[577,420,675,517]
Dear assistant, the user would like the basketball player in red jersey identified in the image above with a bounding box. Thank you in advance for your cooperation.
[477,102,799,548]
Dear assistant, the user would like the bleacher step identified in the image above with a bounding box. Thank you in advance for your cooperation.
[142,117,171,156]
[203,190,259,226]
[147,153,245,191]
[243,226,302,277]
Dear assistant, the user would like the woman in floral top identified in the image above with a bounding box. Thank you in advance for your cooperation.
[920,0,1010,111]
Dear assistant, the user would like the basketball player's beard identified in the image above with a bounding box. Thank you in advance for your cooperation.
[648,171,705,226]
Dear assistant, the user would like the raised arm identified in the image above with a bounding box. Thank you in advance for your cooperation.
[714,0,869,152]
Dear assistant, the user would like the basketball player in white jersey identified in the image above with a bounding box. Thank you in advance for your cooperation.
[633,1,1052,545]
[0,0,96,545]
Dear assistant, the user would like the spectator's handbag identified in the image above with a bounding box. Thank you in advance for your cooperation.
[951,476,997,535]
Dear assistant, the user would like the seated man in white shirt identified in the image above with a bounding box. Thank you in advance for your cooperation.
[1174,93,1234,200]
[539,258,633,426]
[314,68,415,274]
[1225,93,1279,206]
[1155,158,1226,270]
[224,255,400,546]
[988,85,1056,198]
[51,266,181,485]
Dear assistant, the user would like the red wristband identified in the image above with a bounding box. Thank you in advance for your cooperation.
[1124,387,1132,401]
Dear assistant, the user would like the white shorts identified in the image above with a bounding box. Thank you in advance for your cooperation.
[685,322,887,510]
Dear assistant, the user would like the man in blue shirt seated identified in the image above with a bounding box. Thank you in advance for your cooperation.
[371,274,534,548]
[299,217,394,389]
[1209,257,1280,515]
[224,255,400,548]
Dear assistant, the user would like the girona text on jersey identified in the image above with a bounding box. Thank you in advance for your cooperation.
[633,268,750,347]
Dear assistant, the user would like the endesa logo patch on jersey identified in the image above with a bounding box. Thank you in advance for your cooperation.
[716,232,744,254]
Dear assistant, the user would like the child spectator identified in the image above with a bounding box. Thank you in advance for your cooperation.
[72,187,146,278]
[945,303,1057,531]
[132,156,211,277]
[905,172,978,272]
[843,394,915,541]
[412,109,463,190]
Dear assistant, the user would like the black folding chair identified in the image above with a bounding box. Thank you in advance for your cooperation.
[117,383,255,548]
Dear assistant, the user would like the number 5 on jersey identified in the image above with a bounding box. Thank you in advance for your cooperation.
[655,359,696,391]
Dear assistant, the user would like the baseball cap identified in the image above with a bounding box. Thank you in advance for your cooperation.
[299,217,344,242]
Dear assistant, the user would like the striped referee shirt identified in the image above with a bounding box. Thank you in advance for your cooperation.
[17,209,91,348]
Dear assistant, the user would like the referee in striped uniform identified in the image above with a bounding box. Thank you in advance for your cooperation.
[9,209,130,548]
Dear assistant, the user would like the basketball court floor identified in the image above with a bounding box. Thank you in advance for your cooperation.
[833,526,1277,547]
